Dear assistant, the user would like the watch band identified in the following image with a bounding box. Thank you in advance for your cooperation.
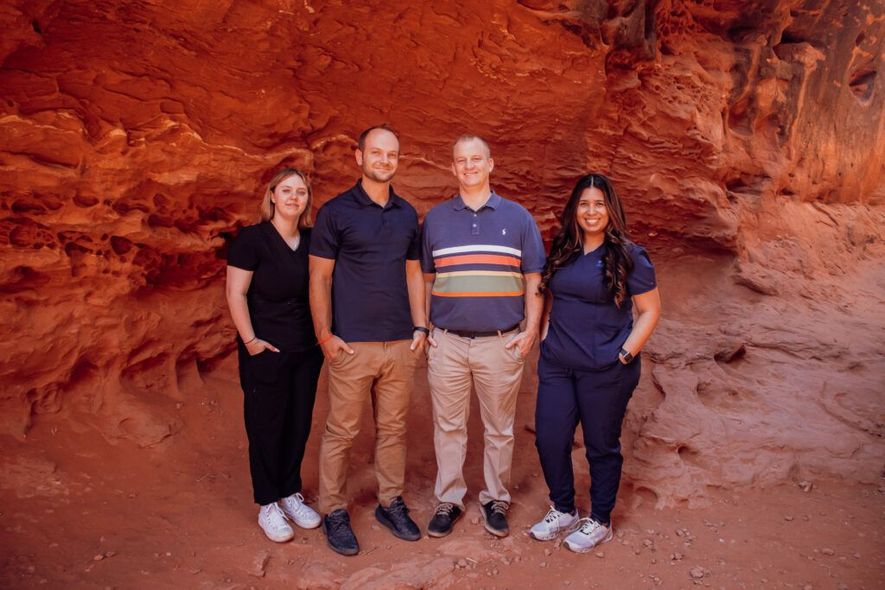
[413,326,430,335]
[619,347,634,363]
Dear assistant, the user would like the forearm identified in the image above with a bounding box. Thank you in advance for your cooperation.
[539,294,552,340]
[406,262,427,328]
[226,293,256,342]
[423,273,435,328]
[622,310,660,355]
[522,273,543,332]
[309,275,334,339]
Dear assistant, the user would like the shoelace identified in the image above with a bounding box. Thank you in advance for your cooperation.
[388,499,410,517]
[543,507,563,523]
[286,493,311,516]
[578,517,604,534]
[264,503,289,529]
[327,511,351,532]
[488,500,508,516]
[435,502,456,516]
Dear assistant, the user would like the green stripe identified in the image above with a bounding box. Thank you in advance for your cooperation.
[434,274,524,294]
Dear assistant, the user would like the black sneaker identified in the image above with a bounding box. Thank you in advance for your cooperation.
[322,508,359,556]
[375,496,421,541]
[481,500,510,537]
[427,502,463,538]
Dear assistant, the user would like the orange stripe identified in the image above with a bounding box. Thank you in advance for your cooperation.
[432,290,524,298]
[435,254,520,267]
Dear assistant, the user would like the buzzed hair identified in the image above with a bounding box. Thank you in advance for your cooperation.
[452,134,491,158]
[358,124,400,151]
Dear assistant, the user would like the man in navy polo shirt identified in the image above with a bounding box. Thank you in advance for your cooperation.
[309,124,428,556]
[421,135,545,538]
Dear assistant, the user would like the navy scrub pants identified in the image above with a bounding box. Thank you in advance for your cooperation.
[534,354,641,525]
[239,345,323,506]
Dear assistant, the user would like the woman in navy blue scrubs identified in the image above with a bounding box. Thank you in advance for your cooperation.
[529,173,661,553]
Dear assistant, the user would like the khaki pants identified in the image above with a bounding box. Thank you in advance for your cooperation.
[427,328,525,507]
[318,340,418,514]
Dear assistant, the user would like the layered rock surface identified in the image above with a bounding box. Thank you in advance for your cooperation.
[1,0,882,505]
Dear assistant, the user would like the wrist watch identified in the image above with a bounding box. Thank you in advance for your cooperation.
[414,326,430,335]
[619,347,634,363]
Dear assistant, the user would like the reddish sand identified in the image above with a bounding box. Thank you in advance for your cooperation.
[2,329,883,589]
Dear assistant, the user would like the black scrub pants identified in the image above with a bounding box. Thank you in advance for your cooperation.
[239,345,323,506]
[534,354,641,525]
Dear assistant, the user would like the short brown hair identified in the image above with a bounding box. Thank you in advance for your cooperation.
[358,124,400,151]
[452,134,491,158]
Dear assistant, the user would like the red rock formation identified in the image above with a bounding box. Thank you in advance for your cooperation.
[0,0,882,505]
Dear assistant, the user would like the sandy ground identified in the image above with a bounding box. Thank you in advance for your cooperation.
[1,349,883,590]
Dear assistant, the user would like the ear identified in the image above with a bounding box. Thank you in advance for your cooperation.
[488,157,494,173]
[450,162,458,177]
[355,148,364,167]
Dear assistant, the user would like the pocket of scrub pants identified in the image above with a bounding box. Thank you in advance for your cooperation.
[245,349,284,385]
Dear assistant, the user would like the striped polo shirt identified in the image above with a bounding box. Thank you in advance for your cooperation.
[421,192,546,332]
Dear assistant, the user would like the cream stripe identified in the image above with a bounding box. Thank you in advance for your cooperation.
[432,244,522,257]
[436,270,524,279]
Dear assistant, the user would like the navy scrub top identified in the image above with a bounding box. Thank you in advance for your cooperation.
[541,242,656,371]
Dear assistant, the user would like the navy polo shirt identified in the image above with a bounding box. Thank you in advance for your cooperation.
[421,192,546,332]
[310,181,420,342]
[541,242,656,371]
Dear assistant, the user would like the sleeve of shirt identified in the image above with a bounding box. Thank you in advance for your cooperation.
[627,244,657,295]
[406,210,421,261]
[227,226,259,271]
[308,203,339,260]
[520,208,546,273]
[420,214,436,273]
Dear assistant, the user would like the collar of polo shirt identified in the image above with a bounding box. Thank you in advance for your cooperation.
[452,192,502,211]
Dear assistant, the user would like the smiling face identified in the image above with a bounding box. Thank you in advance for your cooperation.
[576,186,610,238]
[356,128,399,183]
[271,174,310,222]
[451,137,494,191]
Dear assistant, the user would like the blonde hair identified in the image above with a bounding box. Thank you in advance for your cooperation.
[259,168,313,228]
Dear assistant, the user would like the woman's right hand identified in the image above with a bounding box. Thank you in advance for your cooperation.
[245,338,280,356]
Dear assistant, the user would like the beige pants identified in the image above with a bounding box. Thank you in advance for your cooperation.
[427,328,525,507]
[318,340,418,514]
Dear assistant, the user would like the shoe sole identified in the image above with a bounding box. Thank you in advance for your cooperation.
[427,510,464,538]
[281,510,321,530]
[374,506,421,541]
[480,508,509,538]
[563,529,614,554]
[322,520,360,556]
[260,526,294,543]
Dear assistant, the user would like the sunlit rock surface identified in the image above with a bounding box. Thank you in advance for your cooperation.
[1,0,882,505]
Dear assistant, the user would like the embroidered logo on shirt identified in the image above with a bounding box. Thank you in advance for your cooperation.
[502,228,507,235]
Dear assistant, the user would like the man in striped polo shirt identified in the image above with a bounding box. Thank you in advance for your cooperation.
[421,135,545,538]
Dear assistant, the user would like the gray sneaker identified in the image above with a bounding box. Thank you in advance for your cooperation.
[563,517,613,553]
[529,506,579,541]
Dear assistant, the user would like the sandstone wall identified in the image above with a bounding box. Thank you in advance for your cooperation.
[1,0,882,505]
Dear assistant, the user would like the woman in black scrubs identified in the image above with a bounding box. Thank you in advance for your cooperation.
[529,173,661,552]
[226,168,323,542]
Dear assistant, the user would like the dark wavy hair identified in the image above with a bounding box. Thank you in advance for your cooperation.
[540,173,634,307]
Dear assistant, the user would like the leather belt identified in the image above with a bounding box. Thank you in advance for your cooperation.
[442,324,520,339]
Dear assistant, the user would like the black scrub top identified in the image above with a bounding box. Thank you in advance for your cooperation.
[227,222,316,352]
[541,242,656,371]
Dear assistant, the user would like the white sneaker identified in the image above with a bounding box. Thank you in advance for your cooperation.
[258,503,295,542]
[529,506,580,541]
[279,493,321,529]
[563,517,613,553]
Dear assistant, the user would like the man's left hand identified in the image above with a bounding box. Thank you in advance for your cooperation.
[505,328,537,359]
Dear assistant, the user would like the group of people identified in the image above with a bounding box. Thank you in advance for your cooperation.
[225,124,661,557]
